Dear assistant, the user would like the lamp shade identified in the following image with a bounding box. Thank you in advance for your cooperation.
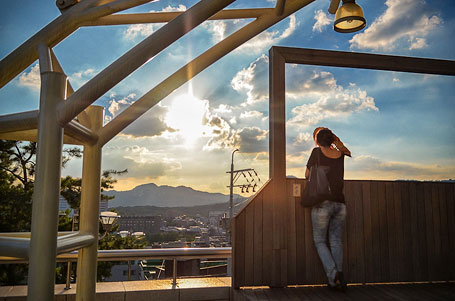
[334,1,366,33]
[99,211,119,228]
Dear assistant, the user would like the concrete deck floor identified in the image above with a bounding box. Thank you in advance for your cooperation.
[1,278,454,300]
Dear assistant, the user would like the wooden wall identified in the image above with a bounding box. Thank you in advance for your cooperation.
[232,179,455,288]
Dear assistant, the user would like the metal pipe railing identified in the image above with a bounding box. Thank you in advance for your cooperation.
[0,247,232,263]
[0,247,232,287]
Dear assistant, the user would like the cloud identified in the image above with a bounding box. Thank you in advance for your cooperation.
[213,104,233,114]
[68,68,97,89]
[124,5,187,40]
[313,10,331,32]
[292,132,314,150]
[106,93,137,119]
[18,64,40,90]
[103,144,181,179]
[203,15,297,55]
[288,86,378,127]
[18,64,97,91]
[205,125,268,154]
[105,93,173,137]
[235,15,297,54]
[231,56,378,126]
[235,127,268,153]
[240,110,263,119]
[202,19,245,43]
[286,66,337,97]
[350,0,442,51]
[347,155,455,180]
[231,54,269,105]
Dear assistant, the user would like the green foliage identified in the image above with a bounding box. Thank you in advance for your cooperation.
[0,140,130,285]
[60,176,82,209]
[60,169,128,208]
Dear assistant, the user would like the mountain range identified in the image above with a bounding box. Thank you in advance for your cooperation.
[105,183,245,208]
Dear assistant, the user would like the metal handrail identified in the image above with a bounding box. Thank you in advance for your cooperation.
[0,247,232,264]
[0,247,232,289]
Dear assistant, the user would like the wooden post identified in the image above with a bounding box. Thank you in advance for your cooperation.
[269,47,287,287]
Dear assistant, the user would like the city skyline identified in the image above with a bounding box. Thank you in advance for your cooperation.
[1,0,454,195]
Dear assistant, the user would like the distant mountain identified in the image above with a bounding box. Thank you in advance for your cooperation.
[105,183,245,208]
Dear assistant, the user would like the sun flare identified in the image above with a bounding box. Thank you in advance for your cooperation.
[165,93,209,147]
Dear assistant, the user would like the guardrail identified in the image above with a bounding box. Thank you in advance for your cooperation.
[0,247,232,288]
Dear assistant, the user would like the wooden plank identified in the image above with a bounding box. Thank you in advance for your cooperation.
[270,48,287,287]
[369,181,381,283]
[438,184,449,281]
[253,288,269,301]
[244,202,255,286]
[408,182,421,282]
[234,212,246,288]
[353,181,365,284]
[400,182,413,281]
[446,184,455,280]
[253,190,263,286]
[345,181,357,283]
[415,182,429,281]
[287,179,297,284]
[423,182,436,281]
[393,182,405,281]
[262,184,273,286]
[431,183,442,281]
[362,181,374,283]
[295,179,306,284]
[277,46,455,75]
[385,182,398,282]
[377,181,390,282]
[304,203,315,284]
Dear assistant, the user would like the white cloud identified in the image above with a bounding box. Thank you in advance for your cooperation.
[213,104,233,114]
[18,64,40,90]
[313,10,331,32]
[232,56,378,126]
[235,15,297,54]
[106,93,137,119]
[240,110,263,119]
[350,0,441,51]
[288,86,378,127]
[124,5,187,40]
[67,67,97,88]
[202,19,245,43]
[231,54,269,105]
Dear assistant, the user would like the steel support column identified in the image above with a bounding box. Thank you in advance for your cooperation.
[75,106,104,301]
[27,71,67,301]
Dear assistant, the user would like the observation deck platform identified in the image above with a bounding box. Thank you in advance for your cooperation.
[1,278,454,300]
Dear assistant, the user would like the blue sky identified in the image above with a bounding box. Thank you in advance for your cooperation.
[1,0,454,194]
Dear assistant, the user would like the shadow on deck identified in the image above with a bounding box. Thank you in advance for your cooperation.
[1,278,454,300]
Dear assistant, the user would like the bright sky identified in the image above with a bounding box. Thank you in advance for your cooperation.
[1,0,454,195]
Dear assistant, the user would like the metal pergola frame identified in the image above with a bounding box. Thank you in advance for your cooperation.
[0,1,318,300]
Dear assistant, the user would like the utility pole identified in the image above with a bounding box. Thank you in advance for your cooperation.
[226,149,260,245]
[228,149,238,245]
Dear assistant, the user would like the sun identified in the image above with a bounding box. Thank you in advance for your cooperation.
[165,93,209,147]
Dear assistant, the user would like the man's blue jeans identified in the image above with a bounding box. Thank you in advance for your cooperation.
[311,200,346,285]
